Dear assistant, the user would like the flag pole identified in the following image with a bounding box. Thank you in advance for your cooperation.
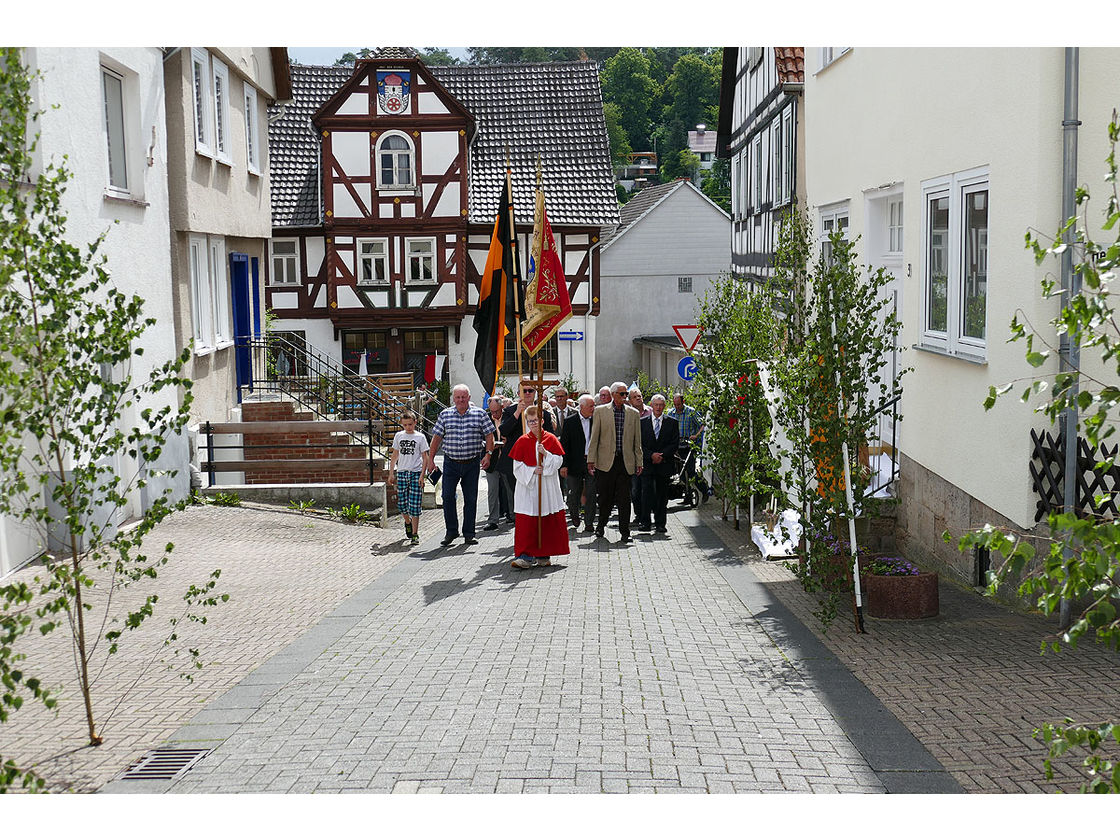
[534,154,545,546]
[506,147,524,390]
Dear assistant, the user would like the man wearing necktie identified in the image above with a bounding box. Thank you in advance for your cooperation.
[638,394,679,534]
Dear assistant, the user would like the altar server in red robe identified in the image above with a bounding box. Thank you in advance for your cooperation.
[509,405,569,569]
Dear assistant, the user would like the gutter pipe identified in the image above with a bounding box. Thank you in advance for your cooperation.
[1059,47,1080,630]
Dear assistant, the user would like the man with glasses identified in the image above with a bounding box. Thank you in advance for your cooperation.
[586,381,643,544]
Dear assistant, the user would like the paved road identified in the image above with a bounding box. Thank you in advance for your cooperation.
[100,492,945,794]
[18,473,1103,796]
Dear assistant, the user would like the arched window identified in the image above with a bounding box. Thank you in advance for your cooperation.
[377,133,414,189]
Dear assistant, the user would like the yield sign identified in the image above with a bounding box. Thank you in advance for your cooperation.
[672,324,703,352]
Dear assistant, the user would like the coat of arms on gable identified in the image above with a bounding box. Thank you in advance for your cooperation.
[377,71,411,115]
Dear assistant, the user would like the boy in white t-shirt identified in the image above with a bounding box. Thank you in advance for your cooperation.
[388,410,430,545]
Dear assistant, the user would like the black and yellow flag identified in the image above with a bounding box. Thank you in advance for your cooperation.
[473,181,523,394]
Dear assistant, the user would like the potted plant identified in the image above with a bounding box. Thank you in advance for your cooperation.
[861,555,939,619]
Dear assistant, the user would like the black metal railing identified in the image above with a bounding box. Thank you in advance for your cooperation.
[864,392,901,499]
[236,334,431,446]
[201,418,378,486]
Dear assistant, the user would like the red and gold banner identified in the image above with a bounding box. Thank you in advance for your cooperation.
[522,188,572,356]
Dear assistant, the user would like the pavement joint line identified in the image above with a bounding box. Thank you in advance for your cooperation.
[690,514,964,794]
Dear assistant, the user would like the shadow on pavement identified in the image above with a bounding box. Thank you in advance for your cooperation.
[422,559,565,605]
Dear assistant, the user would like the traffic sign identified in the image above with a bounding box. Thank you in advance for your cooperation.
[558,330,584,341]
[678,355,698,381]
[672,324,702,352]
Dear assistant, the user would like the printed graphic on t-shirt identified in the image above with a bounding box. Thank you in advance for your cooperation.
[399,438,417,456]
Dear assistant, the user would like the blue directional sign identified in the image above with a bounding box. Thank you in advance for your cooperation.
[678,355,698,381]
[558,330,584,341]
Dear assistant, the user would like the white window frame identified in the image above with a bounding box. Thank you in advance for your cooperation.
[782,107,794,204]
[209,236,232,346]
[771,119,783,207]
[376,131,416,191]
[888,195,904,255]
[101,66,128,194]
[818,47,851,71]
[921,166,989,358]
[191,48,213,157]
[270,239,300,285]
[404,237,435,284]
[245,85,261,175]
[751,134,763,209]
[211,56,232,165]
[819,202,850,265]
[357,237,390,286]
[189,235,213,352]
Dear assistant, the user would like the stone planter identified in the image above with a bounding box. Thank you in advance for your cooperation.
[863,571,939,619]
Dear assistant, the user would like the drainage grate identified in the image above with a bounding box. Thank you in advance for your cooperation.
[118,748,211,781]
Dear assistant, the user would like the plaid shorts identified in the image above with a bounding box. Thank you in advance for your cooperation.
[396,470,423,517]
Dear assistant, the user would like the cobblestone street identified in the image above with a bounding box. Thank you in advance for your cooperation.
[3,481,1116,796]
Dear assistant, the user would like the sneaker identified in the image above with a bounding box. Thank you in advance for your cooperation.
[511,555,536,569]
[410,534,420,545]
[405,524,413,540]
[536,557,552,567]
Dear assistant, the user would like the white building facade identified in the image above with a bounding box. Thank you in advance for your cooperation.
[2,48,187,576]
[802,47,1120,582]
[597,180,731,390]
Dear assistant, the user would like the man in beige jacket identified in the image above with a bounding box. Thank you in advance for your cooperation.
[587,381,643,544]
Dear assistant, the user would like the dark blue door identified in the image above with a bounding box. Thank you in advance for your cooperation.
[230,252,251,398]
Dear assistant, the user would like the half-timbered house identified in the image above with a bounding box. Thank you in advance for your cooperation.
[716,47,804,285]
[267,49,618,396]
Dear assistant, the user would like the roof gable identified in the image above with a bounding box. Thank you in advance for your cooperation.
[269,60,619,229]
[600,179,727,250]
[312,58,475,130]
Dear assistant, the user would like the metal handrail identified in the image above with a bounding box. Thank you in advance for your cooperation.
[864,391,900,499]
[237,335,433,445]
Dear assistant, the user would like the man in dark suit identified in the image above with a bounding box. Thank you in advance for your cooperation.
[638,394,679,534]
[559,394,596,533]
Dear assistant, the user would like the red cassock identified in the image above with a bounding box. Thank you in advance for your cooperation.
[509,430,570,558]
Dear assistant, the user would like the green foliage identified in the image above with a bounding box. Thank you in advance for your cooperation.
[287,498,316,514]
[601,48,660,152]
[0,49,225,785]
[1037,720,1120,793]
[957,113,1120,792]
[701,158,732,215]
[691,273,780,517]
[633,370,670,405]
[328,503,370,524]
[768,209,907,629]
[557,371,582,397]
[466,48,615,65]
[602,102,633,169]
[209,491,242,507]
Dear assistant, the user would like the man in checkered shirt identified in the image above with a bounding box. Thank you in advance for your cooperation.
[428,384,497,547]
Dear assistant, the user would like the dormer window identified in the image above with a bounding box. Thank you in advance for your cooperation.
[377,132,414,189]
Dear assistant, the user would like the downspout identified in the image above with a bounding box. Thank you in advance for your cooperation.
[1059,47,1080,631]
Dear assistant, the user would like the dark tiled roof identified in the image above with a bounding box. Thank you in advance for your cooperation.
[268,61,619,229]
[775,47,805,84]
[269,64,351,228]
[599,179,688,249]
[429,62,618,227]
